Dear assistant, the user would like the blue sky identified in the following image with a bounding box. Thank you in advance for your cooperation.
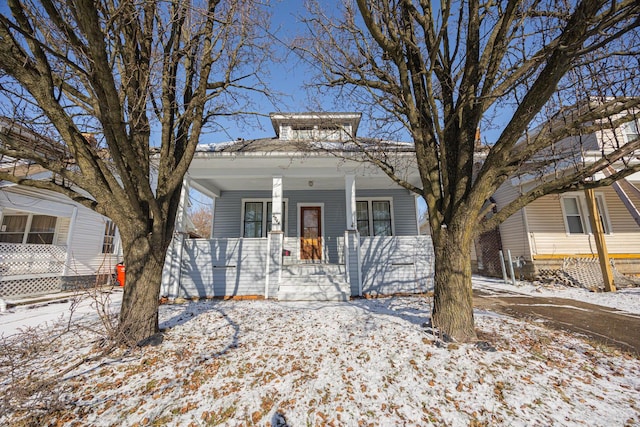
[205,0,349,143]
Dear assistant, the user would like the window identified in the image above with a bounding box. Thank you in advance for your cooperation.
[243,202,264,238]
[356,201,370,236]
[27,215,56,244]
[561,194,610,235]
[624,119,639,142]
[102,220,117,253]
[242,200,287,238]
[0,214,57,244]
[356,199,393,236]
[592,196,611,234]
[562,197,584,234]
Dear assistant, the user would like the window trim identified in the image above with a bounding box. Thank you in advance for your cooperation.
[355,198,395,237]
[102,219,119,254]
[240,198,288,238]
[0,212,59,245]
[560,193,612,236]
[622,117,639,144]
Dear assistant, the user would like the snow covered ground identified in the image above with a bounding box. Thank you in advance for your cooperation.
[473,275,640,314]
[0,279,638,426]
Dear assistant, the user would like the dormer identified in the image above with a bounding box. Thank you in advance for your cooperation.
[269,112,362,142]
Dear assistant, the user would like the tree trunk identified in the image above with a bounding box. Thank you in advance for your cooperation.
[117,232,166,345]
[431,230,477,342]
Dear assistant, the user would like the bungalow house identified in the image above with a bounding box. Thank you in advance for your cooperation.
[161,112,434,301]
[473,107,640,282]
[0,120,122,298]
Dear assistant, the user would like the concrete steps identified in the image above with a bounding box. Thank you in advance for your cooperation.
[278,264,350,301]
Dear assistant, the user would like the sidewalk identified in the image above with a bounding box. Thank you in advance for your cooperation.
[474,288,640,354]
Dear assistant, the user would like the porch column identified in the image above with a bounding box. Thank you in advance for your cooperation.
[266,231,283,299]
[345,230,362,297]
[345,174,356,230]
[62,206,78,277]
[272,176,283,231]
[265,176,284,299]
[161,179,190,299]
[175,178,191,233]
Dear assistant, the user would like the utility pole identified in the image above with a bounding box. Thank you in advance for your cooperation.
[584,189,616,292]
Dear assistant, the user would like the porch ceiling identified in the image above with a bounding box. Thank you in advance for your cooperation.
[187,154,422,193]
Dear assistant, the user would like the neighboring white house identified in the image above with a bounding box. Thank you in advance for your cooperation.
[161,112,434,301]
[0,119,122,298]
[473,107,640,280]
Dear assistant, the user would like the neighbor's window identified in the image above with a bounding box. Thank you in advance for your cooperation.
[562,195,610,235]
[102,220,117,253]
[624,119,639,142]
[0,214,57,244]
[0,215,28,243]
[590,196,611,234]
[27,215,56,244]
[562,197,584,234]
[356,200,393,236]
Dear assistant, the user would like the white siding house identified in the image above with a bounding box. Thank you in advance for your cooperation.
[0,185,122,297]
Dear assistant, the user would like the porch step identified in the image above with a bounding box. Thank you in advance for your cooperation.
[281,264,346,276]
[278,264,350,301]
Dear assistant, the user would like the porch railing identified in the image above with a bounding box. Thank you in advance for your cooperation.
[0,243,67,278]
[359,235,434,295]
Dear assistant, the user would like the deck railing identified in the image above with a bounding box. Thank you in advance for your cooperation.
[0,243,67,278]
[359,235,434,295]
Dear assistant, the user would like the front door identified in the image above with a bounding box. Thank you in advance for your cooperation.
[300,206,322,260]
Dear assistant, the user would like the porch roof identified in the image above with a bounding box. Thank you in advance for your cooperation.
[187,138,422,195]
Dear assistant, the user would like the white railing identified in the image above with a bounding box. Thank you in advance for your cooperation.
[0,243,67,278]
[359,235,435,294]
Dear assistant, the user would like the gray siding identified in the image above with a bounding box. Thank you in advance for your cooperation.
[356,189,418,235]
[213,188,418,248]
[360,236,434,295]
[178,238,267,298]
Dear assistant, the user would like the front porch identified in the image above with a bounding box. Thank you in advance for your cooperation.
[161,233,434,301]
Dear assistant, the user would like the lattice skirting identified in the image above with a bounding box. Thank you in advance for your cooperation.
[1,276,61,298]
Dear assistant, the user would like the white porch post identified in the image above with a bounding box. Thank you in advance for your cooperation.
[345,174,356,230]
[272,176,283,231]
[266,176,284,299]
[344,174,361,296]
[209,196,216,237]
[161,178,190,299]
[62,206,78,277]
[175,178,191,233]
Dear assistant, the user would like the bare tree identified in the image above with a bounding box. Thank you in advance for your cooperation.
[301,0,640,341]
[189,204,213,238]
[0,0,271,344]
